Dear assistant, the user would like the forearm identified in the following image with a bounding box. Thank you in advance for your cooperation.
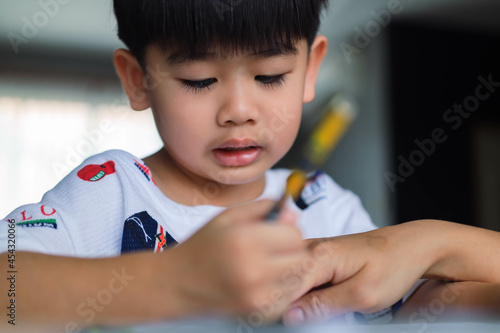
[414,220,500,282]
[395,280,500,322]
[371,220,500,283]
[390,220,500,322]
[1,251,184,331]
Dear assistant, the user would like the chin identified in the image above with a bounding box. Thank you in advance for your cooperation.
[208,165,267,186]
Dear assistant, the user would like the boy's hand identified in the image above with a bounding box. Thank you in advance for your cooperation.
[282,220,500,326]
[283,224,429,326]
[167,200,312,322]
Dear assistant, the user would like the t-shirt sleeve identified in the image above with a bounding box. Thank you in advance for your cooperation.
[0,151,132,257]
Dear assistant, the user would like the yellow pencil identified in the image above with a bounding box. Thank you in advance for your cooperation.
[302,94,358,170]
[266,94,357,221]
[266,170,307,220]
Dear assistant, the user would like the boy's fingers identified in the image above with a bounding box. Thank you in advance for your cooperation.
[282,270,374,327]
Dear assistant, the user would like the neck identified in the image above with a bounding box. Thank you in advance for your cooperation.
[143,149,266,207]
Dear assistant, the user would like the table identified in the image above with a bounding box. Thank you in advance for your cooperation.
[88,320,500,333]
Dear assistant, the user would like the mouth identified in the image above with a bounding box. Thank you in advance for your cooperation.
[213,139,263,167]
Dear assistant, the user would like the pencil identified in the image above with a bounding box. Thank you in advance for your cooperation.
[266,94,358,221]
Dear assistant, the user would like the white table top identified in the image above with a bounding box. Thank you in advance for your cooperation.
[88,320,500,333]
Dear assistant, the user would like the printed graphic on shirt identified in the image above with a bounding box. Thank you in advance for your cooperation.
[16,219,57,229]
[9,205,58,229]
[77,161,116,182]
[296,171,328,210]
[134,160,156,184]
[121,211,177,254]
[155,225,169,252]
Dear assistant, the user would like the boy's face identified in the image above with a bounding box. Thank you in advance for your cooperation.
[116,37,326,191]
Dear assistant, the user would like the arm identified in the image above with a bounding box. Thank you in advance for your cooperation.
[282,220,500,326]
[418,220,500,282]
[1,200,312,331]
[395,280,500,322]
[1,251,165,332]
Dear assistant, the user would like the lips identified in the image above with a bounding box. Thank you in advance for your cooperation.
[213,139,262,167]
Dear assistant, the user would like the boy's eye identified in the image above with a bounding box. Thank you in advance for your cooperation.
[255,74,287,88]
[180,78,217,93]
[179,74,287,93]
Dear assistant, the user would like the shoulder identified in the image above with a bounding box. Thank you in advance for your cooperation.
[52,149,156,210]
[77,149,141,169]
[77,149,147,166]
[72,149,153,183]
[0,150,156,257]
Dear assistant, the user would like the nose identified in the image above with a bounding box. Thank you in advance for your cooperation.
[216,81,259,126]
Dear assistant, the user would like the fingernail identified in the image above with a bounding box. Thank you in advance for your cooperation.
[284,307,305,327]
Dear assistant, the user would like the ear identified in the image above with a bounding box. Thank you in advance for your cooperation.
[303,35,328,104]
[113,49,150,111]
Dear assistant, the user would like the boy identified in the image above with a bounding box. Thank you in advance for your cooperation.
[3,0,500,331]
[1,0,372,330]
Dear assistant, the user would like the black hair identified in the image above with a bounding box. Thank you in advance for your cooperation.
[113,0,329,66]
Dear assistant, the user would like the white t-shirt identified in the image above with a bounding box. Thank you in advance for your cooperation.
[0,149,376,257]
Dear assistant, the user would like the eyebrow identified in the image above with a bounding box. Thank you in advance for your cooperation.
[165,47,299,65]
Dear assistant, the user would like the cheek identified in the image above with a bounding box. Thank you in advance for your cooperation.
[259,79,303,147]
[281,112,301,151]
[150,91,211,152]
[280,93,303,151]
[265,103,302,156]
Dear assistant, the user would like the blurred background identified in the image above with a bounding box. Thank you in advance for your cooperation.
[1,0,499,229]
